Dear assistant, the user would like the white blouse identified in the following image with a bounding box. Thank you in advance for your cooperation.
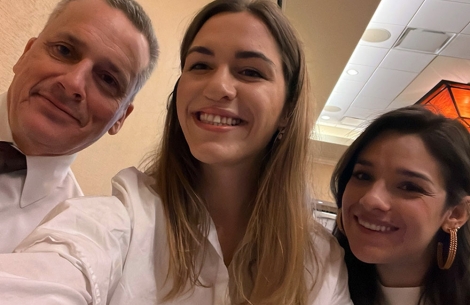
[379,282,423,305]
[0,167,353,305]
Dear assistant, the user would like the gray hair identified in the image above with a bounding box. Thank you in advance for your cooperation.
[47,0,159,100]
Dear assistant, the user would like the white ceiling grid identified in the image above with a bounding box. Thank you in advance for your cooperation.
[315,0,470,145]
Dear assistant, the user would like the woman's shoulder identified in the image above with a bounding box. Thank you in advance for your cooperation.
[306,223,353,305]
[310,223,344,262]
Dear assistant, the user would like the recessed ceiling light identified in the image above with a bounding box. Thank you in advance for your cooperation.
[323,105,342,112]
[361,28,391,43]
[347,69,358,76]
[321,115,330,120]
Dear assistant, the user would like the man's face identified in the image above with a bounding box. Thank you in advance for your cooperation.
[8,0,150,155]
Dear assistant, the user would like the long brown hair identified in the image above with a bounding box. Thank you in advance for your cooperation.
[145,0,318,303]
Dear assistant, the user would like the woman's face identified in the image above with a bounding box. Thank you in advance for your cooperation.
[176,11,286,168]
[342,132,452,280]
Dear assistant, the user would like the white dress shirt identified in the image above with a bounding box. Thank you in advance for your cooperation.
[0,167,353,304]
[0,92,83,253]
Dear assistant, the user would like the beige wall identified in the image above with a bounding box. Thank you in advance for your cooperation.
[312,161,336,205]
[0,0,337,203]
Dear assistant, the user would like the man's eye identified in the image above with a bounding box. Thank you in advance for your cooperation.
[53,44,72,57]
[100,74,118,87]
[46,42,76,60]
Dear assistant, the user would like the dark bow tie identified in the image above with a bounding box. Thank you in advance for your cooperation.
[0,141,27,174]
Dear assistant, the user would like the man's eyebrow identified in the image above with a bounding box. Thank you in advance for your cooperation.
[58,33,86,49]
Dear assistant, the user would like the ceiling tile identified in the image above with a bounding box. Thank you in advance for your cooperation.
[380,49,435,72]
[394,56,470,105]
[344,105,388,120]
[463,22,470,34]
[409,0,470,33]
[323,91,356,111]
[442,0,470,4]
[348,45,389,66]
[331,79,364,96]
[350,95,393,110]
[360,68,418,99]
[371,0,425,26]
[440,34,470,59]
[387,99,416,110]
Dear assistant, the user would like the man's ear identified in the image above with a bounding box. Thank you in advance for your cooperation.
[13,38,37,72]
[441,196,470,231]
[108,104,134,135]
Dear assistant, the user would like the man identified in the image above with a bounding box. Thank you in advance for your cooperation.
[0,0,158,252]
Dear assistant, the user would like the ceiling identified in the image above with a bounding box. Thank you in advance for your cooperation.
[284,0,470,164]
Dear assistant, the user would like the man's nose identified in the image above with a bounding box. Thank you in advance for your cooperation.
[58,60,91,101]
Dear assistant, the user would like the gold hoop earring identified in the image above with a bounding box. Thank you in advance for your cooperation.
[336,208,345,234]
[437,227,459,270]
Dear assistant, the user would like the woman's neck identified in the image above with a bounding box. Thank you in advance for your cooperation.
[200,162,259,265]
[375,247,433,287]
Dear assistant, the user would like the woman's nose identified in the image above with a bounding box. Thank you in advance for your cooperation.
[358,181,391,212]
[203,67,236,102]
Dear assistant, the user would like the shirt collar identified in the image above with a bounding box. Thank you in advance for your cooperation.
[0,92,78,208]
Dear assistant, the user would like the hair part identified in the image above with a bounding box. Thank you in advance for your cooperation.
[331,105,470,305]
[47,0,159,101]
[145,0,319,303]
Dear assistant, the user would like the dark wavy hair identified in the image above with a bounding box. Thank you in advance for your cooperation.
[331,105,470,305]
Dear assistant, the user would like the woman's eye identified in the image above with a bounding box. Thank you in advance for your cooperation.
[240,69,263,78]
[189,62,209,70]
[352,171,370,181]
[398,182,426,194]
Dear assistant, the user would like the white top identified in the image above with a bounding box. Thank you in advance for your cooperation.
[379,283,423,305]
[0,167,353,305]
[0,92,83,252]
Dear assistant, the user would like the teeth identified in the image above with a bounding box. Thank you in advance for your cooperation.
[199,112,241,126]
[358,219,392,232]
